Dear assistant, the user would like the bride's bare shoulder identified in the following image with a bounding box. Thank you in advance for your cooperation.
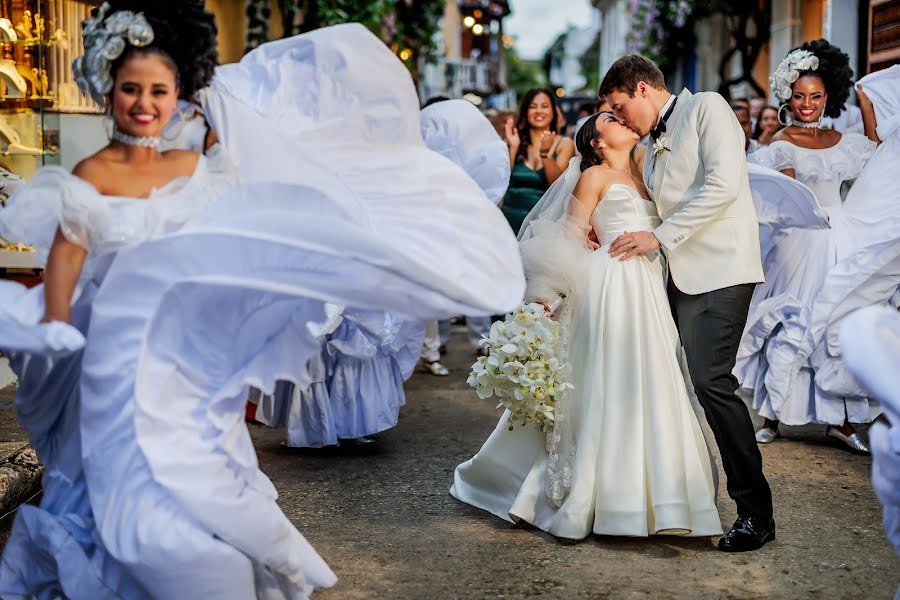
[578,164,614,186]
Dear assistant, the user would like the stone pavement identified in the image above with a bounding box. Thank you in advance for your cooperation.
[0,373,40,545]
[249,328,898,599]
[0,332,897,597]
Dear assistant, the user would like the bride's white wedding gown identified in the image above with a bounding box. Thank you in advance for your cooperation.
[451,184,722,539]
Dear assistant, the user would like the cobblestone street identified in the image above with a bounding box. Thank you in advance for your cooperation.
[248,328,899,599]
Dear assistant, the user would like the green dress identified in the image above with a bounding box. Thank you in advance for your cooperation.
[501,159,550,236]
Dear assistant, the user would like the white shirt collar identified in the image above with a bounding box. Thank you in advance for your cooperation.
[656,94,676,128]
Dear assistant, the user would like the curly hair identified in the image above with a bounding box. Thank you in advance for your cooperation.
[790,39,853,119]
[576,113,604,172]
[98,0,219,100]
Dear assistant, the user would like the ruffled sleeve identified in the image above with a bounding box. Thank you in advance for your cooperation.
[833,133,877,180]
[748,142,797,172]
[0,167,107,261]
[750,136,875,183]
[201,143,239,193]
[857,65,900,140]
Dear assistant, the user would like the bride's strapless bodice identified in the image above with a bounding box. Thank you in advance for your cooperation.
[590,184,661,242]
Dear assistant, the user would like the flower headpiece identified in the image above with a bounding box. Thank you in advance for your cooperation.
[771,49,820,103]
[72,2,155,105]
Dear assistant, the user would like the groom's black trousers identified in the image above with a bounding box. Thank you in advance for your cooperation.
[667,281,774,521]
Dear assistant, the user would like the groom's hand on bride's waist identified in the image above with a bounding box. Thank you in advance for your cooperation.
[609,231,661,261]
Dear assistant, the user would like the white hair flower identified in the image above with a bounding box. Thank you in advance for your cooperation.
[771,49,820,103]
[73,2,155,105]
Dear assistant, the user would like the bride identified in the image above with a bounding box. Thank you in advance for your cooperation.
[451,112,723,539]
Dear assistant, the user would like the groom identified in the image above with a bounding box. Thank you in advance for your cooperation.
[599,55,775,551]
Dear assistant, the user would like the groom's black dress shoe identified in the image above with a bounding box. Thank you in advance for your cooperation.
[718,516,775,552]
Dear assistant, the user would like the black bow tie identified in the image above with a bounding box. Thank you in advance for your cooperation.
[650,96,678,142]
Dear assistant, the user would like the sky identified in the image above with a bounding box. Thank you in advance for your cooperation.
[504,0,595,60]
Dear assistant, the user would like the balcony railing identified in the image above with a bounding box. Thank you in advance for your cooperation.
[446,58,492,96]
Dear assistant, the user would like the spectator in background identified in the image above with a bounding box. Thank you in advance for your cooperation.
[487,109,516,138]
[576,101,596,121]
[732,104,760,153]
[575,98,610,138]
[732,97,750,112]
[752,105,783,145]
[501,88,575,234]
[750,96,766,128]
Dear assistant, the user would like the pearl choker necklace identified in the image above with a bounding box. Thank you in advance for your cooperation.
[790,117,822,129]
[111,127,161,149]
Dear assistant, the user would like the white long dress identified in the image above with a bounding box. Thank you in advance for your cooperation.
[840,306,900,553]
[0,24,525,599]
[799,66,900,411]
[451,185,722,539]
[735,133,880,425]
[196,26,518,448]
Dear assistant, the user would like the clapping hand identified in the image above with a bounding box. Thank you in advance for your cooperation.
[538,130,554,153]
[504,118,520,149]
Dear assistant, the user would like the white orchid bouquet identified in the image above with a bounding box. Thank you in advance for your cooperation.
[467,303,573,433]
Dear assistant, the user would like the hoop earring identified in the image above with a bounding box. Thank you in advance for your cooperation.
[777,103,792,127]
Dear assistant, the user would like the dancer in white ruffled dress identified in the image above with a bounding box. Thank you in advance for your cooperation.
[161,36,518,449]
[735,40,886,451]
[795,65,900,435]
[0,5,524,598]
[451,113,722,540]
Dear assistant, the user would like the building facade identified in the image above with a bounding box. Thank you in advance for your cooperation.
[590,0,898,102]
[419,0,511,107]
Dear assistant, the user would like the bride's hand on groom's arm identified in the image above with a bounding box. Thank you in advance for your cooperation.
[586,228,601,250]
[609,230,660,261]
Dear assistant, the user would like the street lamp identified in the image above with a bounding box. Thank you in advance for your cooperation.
[472,23,484,35]
[463,16,475,28]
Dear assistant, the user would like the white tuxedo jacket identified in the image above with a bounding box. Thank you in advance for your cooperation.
[644,89,764,295]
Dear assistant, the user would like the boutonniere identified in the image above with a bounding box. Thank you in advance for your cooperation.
[652,136,671,159]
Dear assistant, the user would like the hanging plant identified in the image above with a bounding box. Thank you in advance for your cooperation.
[246,0,271,52]
[282,0,444,78]
[627,0,702,72]
[280,0,302,37]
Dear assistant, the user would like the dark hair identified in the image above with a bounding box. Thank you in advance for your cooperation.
[577,101,596,116]
[731,104,750,118]
[789,39,853,119]
[598,54,666,98]
[576,113,604,172]
[102,0,218,101]
[752,105,781,139]
[514,88,559,161]
[423,96,450,108]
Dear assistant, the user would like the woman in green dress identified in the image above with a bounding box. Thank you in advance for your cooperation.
[501,88,575,234]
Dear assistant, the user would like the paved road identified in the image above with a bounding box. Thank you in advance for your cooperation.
[0,330,896,598]
[251,328,899,599]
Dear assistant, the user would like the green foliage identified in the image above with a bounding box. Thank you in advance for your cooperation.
[246,0,272,52]
[505,44,545,99]
[262,0,446,77]
[579,32,601,95]
[627,0,709,74]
